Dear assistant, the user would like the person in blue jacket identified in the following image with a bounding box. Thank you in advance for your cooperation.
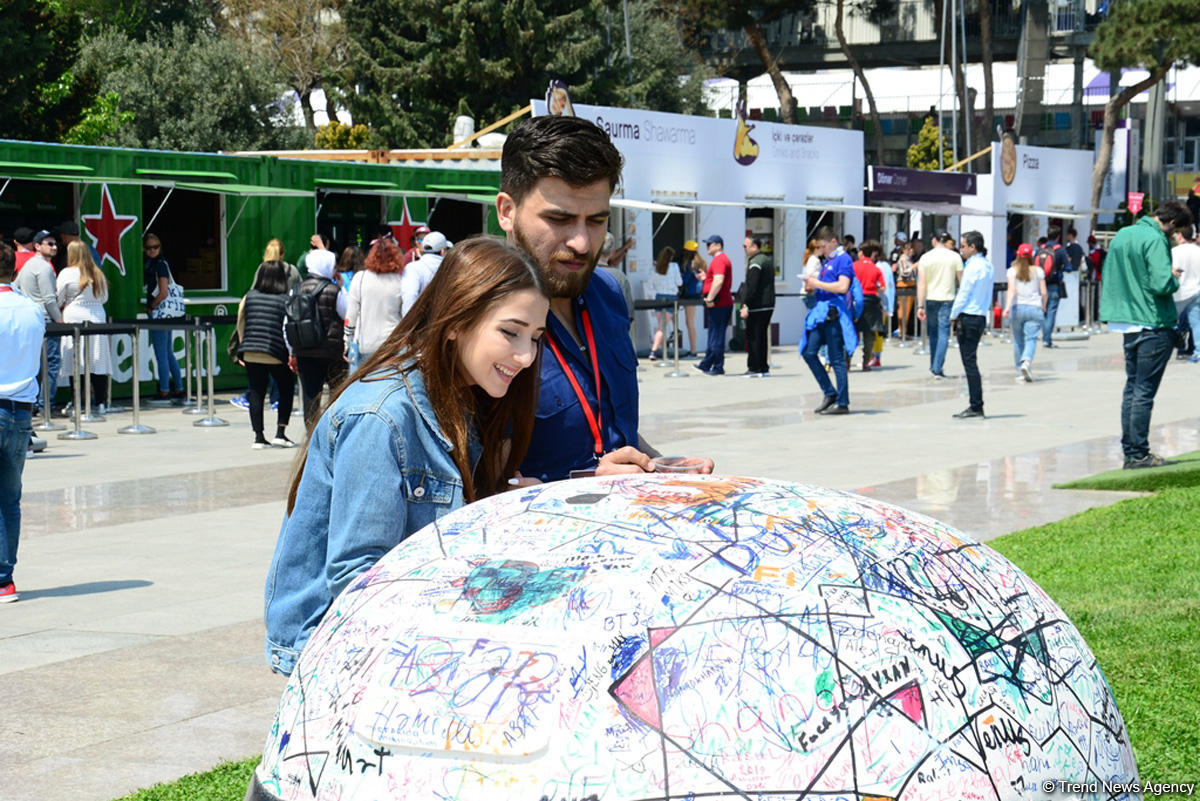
[263,238,549,676]
[801,225,858,415]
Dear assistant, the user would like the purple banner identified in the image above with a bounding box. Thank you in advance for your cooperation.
[869,166,977,197]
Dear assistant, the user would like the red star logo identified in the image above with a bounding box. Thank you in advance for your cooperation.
[82,185,138,276]
[388,198,425,250]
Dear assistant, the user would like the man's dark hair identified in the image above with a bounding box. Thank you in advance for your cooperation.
[962,230,986,255]
[860,240,881,259]
[748,236,764,250]
[1066,226,1077,238]
[1178,224,1195,242]
[1037,236,1047,247]
[843,234,856,244]
[1047,225,1062,242]
[814,225,838,242]
[0,241,14,280]
[501,116,624,204]
[1154,200,1192,230]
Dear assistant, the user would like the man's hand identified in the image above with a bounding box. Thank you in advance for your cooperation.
[916,306,927,321]
[739,306,749,319]
[595,446,654,475]
[310,234,325,250]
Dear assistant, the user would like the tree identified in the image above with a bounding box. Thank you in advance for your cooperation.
[834,0,894,164]
[220,0,351,136]
[1088,0,1200,223]
[977,0,995,171]
[75,24,305,151]
[315,120,370,149]
[907,117,952,170]
[673,0,807,124]
[0,0,90,141]
[343,0,614,148]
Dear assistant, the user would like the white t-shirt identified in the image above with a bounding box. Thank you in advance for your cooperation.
[644,268,681,298]
[1172,241,1200,304]
[1007,266,1043,308]
[918,246,962,301]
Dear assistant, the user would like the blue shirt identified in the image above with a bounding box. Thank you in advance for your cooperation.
[0,286,45,402]
[263,367,481,675]
[951,253,995,318]
[520,269,639,481]
[814,247,855,302]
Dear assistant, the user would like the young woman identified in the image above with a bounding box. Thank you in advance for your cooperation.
[142,233,183,401]
[645,246,681,361]
[57,241,111,412]
[344,236,405,368]
[1003,243,1048,382]
[235,261,297,449]
[263,237,550,676]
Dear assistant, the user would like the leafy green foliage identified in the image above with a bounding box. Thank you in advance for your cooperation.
[0,0,90,141]
[1089,0,1200,74]
[111,755,257,800]
[342,0,613,147]
[906,117,953,169]
[992,486,1200,781]
[315,120,371,149]
[75,24,305,151]
[62,91,135,145]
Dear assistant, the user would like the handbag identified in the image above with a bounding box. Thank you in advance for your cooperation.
[226,329,241,362]
[150,264,186,319]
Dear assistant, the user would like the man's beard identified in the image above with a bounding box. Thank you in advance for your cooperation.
[512,227,600,299]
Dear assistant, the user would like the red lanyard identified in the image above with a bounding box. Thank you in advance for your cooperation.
[544,307,604,460]
[0,285,12,292]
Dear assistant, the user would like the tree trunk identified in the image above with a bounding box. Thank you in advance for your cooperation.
[834,0,884,164]
[979,0,995,171]
[298,87,317,135]
[1089,64,1170,227]
[744,21,794,124]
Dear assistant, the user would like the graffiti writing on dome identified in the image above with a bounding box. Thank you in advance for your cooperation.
[252,476,1140,801]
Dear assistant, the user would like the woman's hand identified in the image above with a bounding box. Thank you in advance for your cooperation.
[505,472,541,490]
[595,446,654,475]
[288,354,298,374]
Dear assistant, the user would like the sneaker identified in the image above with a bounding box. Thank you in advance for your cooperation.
[931,372,948,381]
[1123,453,1178,470]
[270,401,279,412]
[270,436,298,448]
[704,368,725,376]
[29,435,46,454]
[1019,360,1033,382]
[229,395,250,411]
[1190,355,1200,364]
[251,440,271,450]
[821,405,850,415]
[871,355,881,368]
[814,395,837,414]
[647,353,659,361]
[953,407,985,419]
[0,582,18,603]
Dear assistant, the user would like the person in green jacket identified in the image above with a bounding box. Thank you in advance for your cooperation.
[1099,200,1192,469]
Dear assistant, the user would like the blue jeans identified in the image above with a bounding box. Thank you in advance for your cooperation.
[802,316,849,407]
[1011,305,1044,367]
[1121,328,1174,461]
[1178,295,1200,356]
[0,406,32,585]
[925,299,952,375]
[37,335,61,409]
[150,328,182,393]
[698,305,732,373]
[1043,283,1061,345]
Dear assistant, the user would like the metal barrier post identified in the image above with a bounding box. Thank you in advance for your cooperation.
[665,298,688,379]
[58,327,97,441]
[193,324,228,427]
[34,338,66,431]
[185,321,207,415]
[80,324,106,423]
[914,315,929,356]
[182,327,196,407]
[119,325,155,435]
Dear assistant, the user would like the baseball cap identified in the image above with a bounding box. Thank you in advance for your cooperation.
[702,234,723,246]
[1016,243,1034,259]
[12,226,34,244]
[422,231,450,252]
[1087,234,1097,244]
[683,239,698,251]
[32,229,55,244]
[894,232,908,243]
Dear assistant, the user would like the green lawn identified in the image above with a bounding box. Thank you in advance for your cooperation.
[113,487,1200,800]
[1053,449,1200,492]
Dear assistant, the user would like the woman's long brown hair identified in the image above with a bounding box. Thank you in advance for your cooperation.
[1013,256,1034,283]
[286,236,547,513]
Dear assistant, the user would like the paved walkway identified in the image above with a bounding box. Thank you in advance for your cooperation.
[4,328,1199,800]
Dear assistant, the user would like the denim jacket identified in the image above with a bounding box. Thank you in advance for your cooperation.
[263,367,480,675]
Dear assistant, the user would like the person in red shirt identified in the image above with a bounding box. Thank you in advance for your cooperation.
[853,241,887,370]
[402,224,430,266]
[12,227,35,274]
[695,234,734,375]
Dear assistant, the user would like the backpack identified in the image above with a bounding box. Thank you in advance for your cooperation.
[285,277,332,349]
[1035,243,1064,285]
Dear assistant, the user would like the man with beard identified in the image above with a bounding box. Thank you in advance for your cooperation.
[496,115,712,481]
